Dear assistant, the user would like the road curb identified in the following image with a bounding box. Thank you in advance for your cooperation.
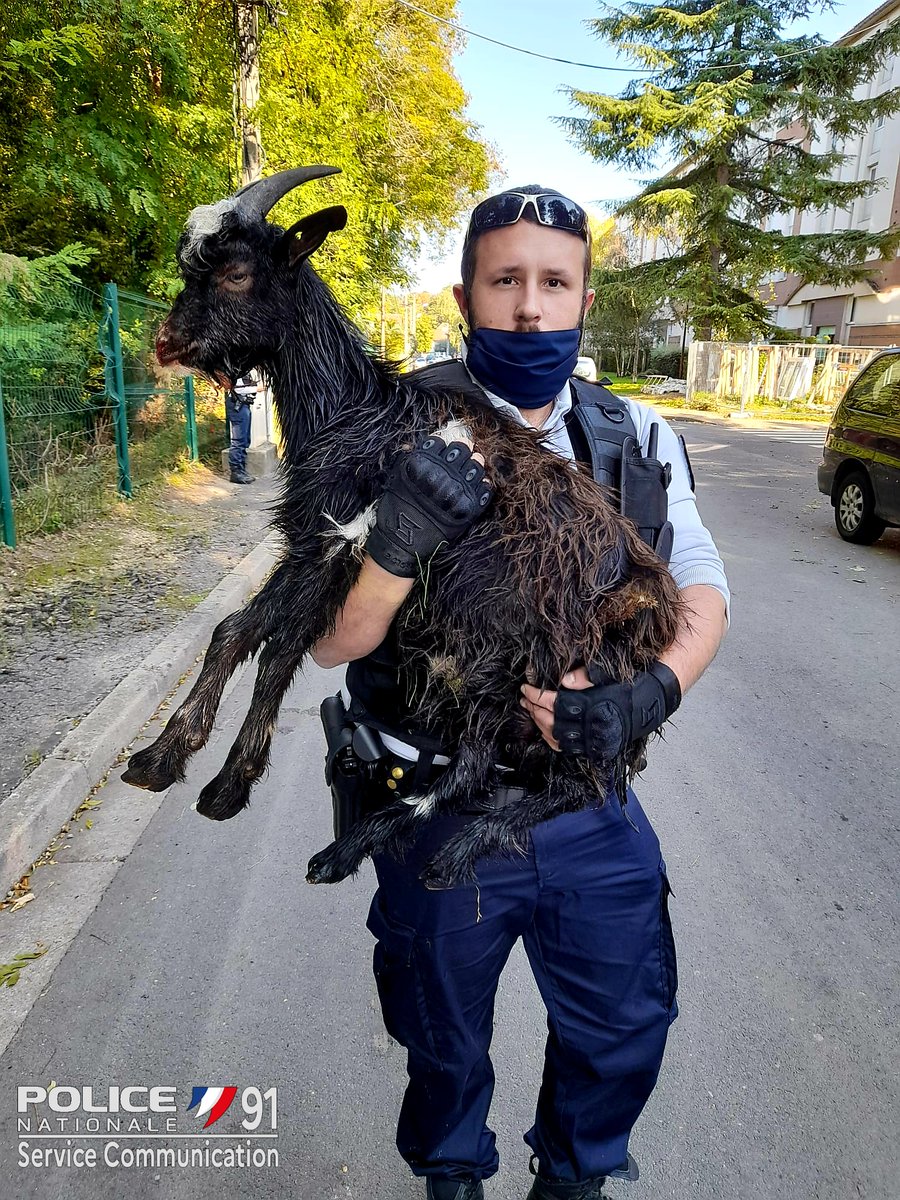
[653,406,827,430]
[0,531,282,898]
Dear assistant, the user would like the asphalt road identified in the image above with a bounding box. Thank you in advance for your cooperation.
[1,418,898,1200]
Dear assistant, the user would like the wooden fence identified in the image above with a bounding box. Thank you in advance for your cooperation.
[686,342,882,412]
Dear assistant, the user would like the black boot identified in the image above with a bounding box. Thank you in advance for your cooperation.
[524,1177,608,1200]
[426,1178,484,1200]
[525,1152,639,1200]
[229,468,255,484]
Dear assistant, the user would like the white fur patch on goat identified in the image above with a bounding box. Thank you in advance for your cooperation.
[402,792,436,818]
[321,504,377,560]
[432,418,472,447]
[183,198,240,261]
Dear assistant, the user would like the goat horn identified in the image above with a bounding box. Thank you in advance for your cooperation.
[232,166,341,222]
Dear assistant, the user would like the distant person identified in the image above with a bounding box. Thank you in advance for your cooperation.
[225,371,262,484]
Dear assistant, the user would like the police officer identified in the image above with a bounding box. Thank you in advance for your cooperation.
[225,370,262,484]
[311,186,729,1200]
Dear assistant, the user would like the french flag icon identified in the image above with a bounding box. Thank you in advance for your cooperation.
[187,1086,239,1128]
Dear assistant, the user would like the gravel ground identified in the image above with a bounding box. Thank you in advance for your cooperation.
[0,465,277,800]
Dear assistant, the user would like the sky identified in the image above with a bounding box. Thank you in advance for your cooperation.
[412,0,858,292]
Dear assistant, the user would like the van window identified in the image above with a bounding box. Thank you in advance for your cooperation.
[848,355,900,419]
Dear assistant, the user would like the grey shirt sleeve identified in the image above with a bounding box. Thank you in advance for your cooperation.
[626,399,731,615]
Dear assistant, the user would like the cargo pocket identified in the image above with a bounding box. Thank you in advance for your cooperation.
[367,894,439,1063]
[658,870,679,1021]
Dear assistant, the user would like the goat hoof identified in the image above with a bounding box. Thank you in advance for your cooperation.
[121,747,178,792]
[420,867,455,891]
[195,773,250,821]
[420,853,470,891]
[306,846,354,885]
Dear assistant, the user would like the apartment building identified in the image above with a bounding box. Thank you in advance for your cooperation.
[771,0,900,345]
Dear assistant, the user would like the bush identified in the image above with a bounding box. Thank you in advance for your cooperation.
[648,349,685,377]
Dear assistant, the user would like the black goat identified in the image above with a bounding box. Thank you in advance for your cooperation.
[122,167,681,887]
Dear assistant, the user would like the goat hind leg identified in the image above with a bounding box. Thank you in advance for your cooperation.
[306,803,420,884]
[421,776,590,889]
[123,562,297,792]
[402,737,497,820]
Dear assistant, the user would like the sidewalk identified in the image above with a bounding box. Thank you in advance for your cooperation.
[0,503,282,902]
[0,466,277,803]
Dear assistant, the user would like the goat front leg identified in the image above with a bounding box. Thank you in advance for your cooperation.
[195,624,310,820]
[123,559,310,792]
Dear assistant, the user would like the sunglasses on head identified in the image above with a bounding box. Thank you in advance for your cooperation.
[469,191,588,237]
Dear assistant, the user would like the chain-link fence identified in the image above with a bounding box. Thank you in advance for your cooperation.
[0,280,113,542]
[0,279,207,547]
[104,287,199,495]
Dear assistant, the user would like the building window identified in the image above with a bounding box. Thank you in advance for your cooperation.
[871,116,884,155]
[860,165,878,222]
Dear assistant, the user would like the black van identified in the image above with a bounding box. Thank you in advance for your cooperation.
[818,348,900,543]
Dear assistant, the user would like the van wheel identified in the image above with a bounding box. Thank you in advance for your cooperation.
[835,471,886,544]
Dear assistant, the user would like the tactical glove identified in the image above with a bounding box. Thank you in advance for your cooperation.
[365,435,493,578]
[552,662,682,762]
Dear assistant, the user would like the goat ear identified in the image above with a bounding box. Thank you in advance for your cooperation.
[282,206,348,267]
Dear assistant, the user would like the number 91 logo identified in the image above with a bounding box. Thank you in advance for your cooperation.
[241,1087,277,1131]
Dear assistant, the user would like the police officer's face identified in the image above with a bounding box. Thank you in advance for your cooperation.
[453,221,594,333]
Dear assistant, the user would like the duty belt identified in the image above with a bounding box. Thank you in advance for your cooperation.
[374,753,527,814]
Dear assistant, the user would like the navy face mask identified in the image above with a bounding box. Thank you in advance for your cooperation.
[465,327,581,409]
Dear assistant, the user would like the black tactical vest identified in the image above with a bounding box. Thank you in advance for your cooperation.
[344,360,673,748]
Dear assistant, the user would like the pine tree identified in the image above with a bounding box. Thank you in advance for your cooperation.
[561,1,900,340]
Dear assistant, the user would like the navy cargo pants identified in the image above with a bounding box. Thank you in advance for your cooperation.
[224,392,252,473]
[368,788,678,1186]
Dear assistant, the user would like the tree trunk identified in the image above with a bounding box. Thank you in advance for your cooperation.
[632,319,641,382]
[236,2,262,186]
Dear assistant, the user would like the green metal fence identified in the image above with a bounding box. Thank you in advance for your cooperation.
[0,281,199,547]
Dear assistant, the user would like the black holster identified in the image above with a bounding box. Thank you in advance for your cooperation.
[320,694,386,839]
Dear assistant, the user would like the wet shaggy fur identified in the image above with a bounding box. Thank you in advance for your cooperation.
[120,183,681,888]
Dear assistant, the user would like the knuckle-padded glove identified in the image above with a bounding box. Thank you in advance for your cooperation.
[552,661,682,762]
[365,435,494,577]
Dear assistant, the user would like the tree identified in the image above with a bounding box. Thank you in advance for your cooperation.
[585,225,664,376]
[415,310,437,354]
[427,285,465,353]
[0,1,492,314]
[561,1,900,340]
[260,0,493,321]
[0,1,234,293]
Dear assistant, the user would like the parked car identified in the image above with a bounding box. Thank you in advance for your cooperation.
[818,348,900,543]
[573,355,597,382]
